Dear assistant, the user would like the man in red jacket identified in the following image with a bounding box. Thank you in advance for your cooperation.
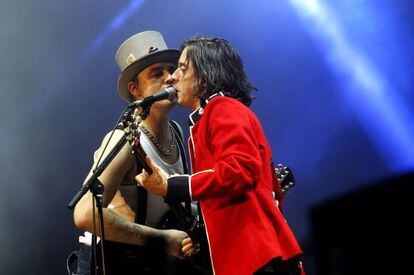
[136,37,304,275]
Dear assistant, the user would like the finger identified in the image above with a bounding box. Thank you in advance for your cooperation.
[182,237,192,246]
[184,248,194,257]
[135,169,147,186]
[135,174,143,186]
[182,243,194,253]
[141,168,148,180]
[146,156,158,171]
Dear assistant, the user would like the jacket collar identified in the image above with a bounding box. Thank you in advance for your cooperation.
[188,92,225,126]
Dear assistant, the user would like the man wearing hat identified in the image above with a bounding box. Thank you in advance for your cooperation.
[72,31,197,275]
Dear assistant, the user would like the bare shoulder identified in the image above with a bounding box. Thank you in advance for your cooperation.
[88,129,136,205]
[93,129,135,166]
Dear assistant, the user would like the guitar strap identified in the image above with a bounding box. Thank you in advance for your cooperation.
[136,189,148,224]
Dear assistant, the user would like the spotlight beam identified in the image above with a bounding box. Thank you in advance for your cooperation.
[289,0,414,171]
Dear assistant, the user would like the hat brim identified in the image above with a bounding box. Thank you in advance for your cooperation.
[117,49,180,102]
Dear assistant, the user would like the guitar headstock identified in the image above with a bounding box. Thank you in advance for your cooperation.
[122,108,142,147]
[275,164,295,196]
[121,108,153,174]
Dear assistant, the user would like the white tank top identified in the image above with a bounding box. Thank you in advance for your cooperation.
[80,127,184,245]
[139,131,184,227]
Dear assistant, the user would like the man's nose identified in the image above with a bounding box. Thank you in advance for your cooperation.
[165,73,177,85]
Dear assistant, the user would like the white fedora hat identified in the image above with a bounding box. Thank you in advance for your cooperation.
[115,31,180,102]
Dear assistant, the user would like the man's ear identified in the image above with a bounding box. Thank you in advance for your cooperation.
[127,80,141,100]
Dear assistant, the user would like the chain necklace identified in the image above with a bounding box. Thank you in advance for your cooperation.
[140,124,176,156]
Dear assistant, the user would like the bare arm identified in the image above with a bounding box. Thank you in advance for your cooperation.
[73,130,188,255]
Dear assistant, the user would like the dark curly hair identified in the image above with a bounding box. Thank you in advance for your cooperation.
[182,37,256,107]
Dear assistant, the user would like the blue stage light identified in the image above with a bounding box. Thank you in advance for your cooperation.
[288,0,414,171]
[83,0,146,58]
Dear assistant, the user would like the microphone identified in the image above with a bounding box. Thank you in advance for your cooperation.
[128,87,177,108]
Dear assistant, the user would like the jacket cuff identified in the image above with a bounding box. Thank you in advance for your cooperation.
[166,175,191,202]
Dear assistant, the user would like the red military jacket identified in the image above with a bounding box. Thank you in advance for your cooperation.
[167,94,303,275]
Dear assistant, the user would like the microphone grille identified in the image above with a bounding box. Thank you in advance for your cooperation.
[166,87,177,102]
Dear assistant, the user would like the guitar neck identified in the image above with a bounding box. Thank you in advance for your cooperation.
[132,139,153,174]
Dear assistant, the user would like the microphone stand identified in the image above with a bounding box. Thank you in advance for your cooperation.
[67,105,139,275]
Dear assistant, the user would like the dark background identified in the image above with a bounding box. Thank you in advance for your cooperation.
[1,0,413,274]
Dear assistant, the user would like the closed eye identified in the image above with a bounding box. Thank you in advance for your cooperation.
[150,67,164,78]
